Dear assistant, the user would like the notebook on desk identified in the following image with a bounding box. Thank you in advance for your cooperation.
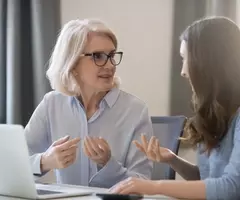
[0,124,93,199]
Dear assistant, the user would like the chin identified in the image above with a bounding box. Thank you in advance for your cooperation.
[98,83,114,92]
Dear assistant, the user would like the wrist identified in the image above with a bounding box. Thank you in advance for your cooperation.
[166,153,178,166]
[152,180,163,195]
[101,152,112,166]
[40,153,50,173]
[98,155,111,168]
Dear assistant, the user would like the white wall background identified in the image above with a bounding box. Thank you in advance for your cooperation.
[61,0,174,116]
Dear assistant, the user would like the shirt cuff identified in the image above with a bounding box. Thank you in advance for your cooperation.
[30,153,43,175]
[89,156,126,188]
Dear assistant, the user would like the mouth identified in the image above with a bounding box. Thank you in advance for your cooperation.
[98,74,113,79]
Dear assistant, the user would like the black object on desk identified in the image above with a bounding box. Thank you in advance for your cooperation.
[96,193,143,200]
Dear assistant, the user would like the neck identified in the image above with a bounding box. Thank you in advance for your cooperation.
[79,87,107,116]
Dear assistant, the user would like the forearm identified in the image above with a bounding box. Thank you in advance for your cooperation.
[168,155,200,180]
[154,180,206,200]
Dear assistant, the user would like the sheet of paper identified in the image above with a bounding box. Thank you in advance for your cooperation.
[35,183,98,194]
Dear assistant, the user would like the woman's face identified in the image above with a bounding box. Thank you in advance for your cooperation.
[180,40,189,79]
[73,33,120,93]
[180,40,194,92]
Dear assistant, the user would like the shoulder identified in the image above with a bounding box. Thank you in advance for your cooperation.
[43,90,68,100]
[118,90,148,109]
[232,109,240,141]
[117,90,149,115]
[39,91,74,112]
[43,91,71,104]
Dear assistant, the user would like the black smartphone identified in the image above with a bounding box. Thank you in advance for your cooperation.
[96,193,143,200]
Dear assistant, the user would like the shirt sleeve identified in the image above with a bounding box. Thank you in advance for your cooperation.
[89,105,153,188]
[204,114,240,200]
[24,93,51,176]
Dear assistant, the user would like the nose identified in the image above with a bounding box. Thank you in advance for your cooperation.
[181,72,187,78]
[181,67,188,78]
[104,58,115,69]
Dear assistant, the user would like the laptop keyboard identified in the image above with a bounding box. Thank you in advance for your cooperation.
[37,189,63,195]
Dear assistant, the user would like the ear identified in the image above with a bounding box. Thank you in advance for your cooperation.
[72,69,78,77]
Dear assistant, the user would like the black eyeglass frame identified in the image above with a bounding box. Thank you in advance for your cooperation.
[82,51,123,67]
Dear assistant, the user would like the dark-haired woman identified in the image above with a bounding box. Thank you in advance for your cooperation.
[111,16,240,200]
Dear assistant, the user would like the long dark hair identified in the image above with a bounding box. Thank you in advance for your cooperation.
[180,16,240,153]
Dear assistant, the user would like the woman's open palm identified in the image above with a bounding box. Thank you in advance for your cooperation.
[133,134,175,163]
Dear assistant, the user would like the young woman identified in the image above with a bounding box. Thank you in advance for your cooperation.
[111,16,240,200]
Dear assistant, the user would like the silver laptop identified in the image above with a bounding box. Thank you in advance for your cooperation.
[0,124,93,199]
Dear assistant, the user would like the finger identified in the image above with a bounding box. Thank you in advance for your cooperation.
[110,185,124,194]
[98,138,109,151]
[133,141,145,153]
[111,179,133,194]
[98,137,110,151]
[98,139,111,164]
[83,141,91,157]
[87,137,103,155]
[119,185,135,195]
[64,159,74,168]
[147,151,157,161]
[58,137,81,151]
[109,186,119,194]
[155,139,161,162]
[146,139,158,161]
[60,144,78,158]
[63,154,75,164]
[109,181,123,193]
[64,149,77,162]
[84,137,98,157]
[52,135,70,146]
[63,154,76,167]
[141,134,148,152]
[147,136,156,153]
[110,182,126,194]
[58,152,76,168]
[109,185,117,193]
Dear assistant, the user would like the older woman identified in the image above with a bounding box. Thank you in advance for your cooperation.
[25,19,153,188]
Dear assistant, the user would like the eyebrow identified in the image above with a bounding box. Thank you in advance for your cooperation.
[87,49,116,53]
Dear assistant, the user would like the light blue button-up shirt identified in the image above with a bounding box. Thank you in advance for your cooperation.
[198,110,240,200]
[24,88,153,188]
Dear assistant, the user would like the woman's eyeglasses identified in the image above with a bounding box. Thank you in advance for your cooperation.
[82,51,123,67]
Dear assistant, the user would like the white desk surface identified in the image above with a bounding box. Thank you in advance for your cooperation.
[0,183,176,200]
[0,196,175,200]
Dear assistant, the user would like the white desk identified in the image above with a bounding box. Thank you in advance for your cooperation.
[0,196,175,200]
[0,184,176,200]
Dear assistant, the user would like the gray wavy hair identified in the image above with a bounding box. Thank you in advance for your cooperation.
[46,19,121,96]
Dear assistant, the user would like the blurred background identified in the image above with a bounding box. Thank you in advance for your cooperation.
[0,0,239,180]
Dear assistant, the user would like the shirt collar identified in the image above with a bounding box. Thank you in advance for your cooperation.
[103,87,120,108]
[72,87,120,109]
